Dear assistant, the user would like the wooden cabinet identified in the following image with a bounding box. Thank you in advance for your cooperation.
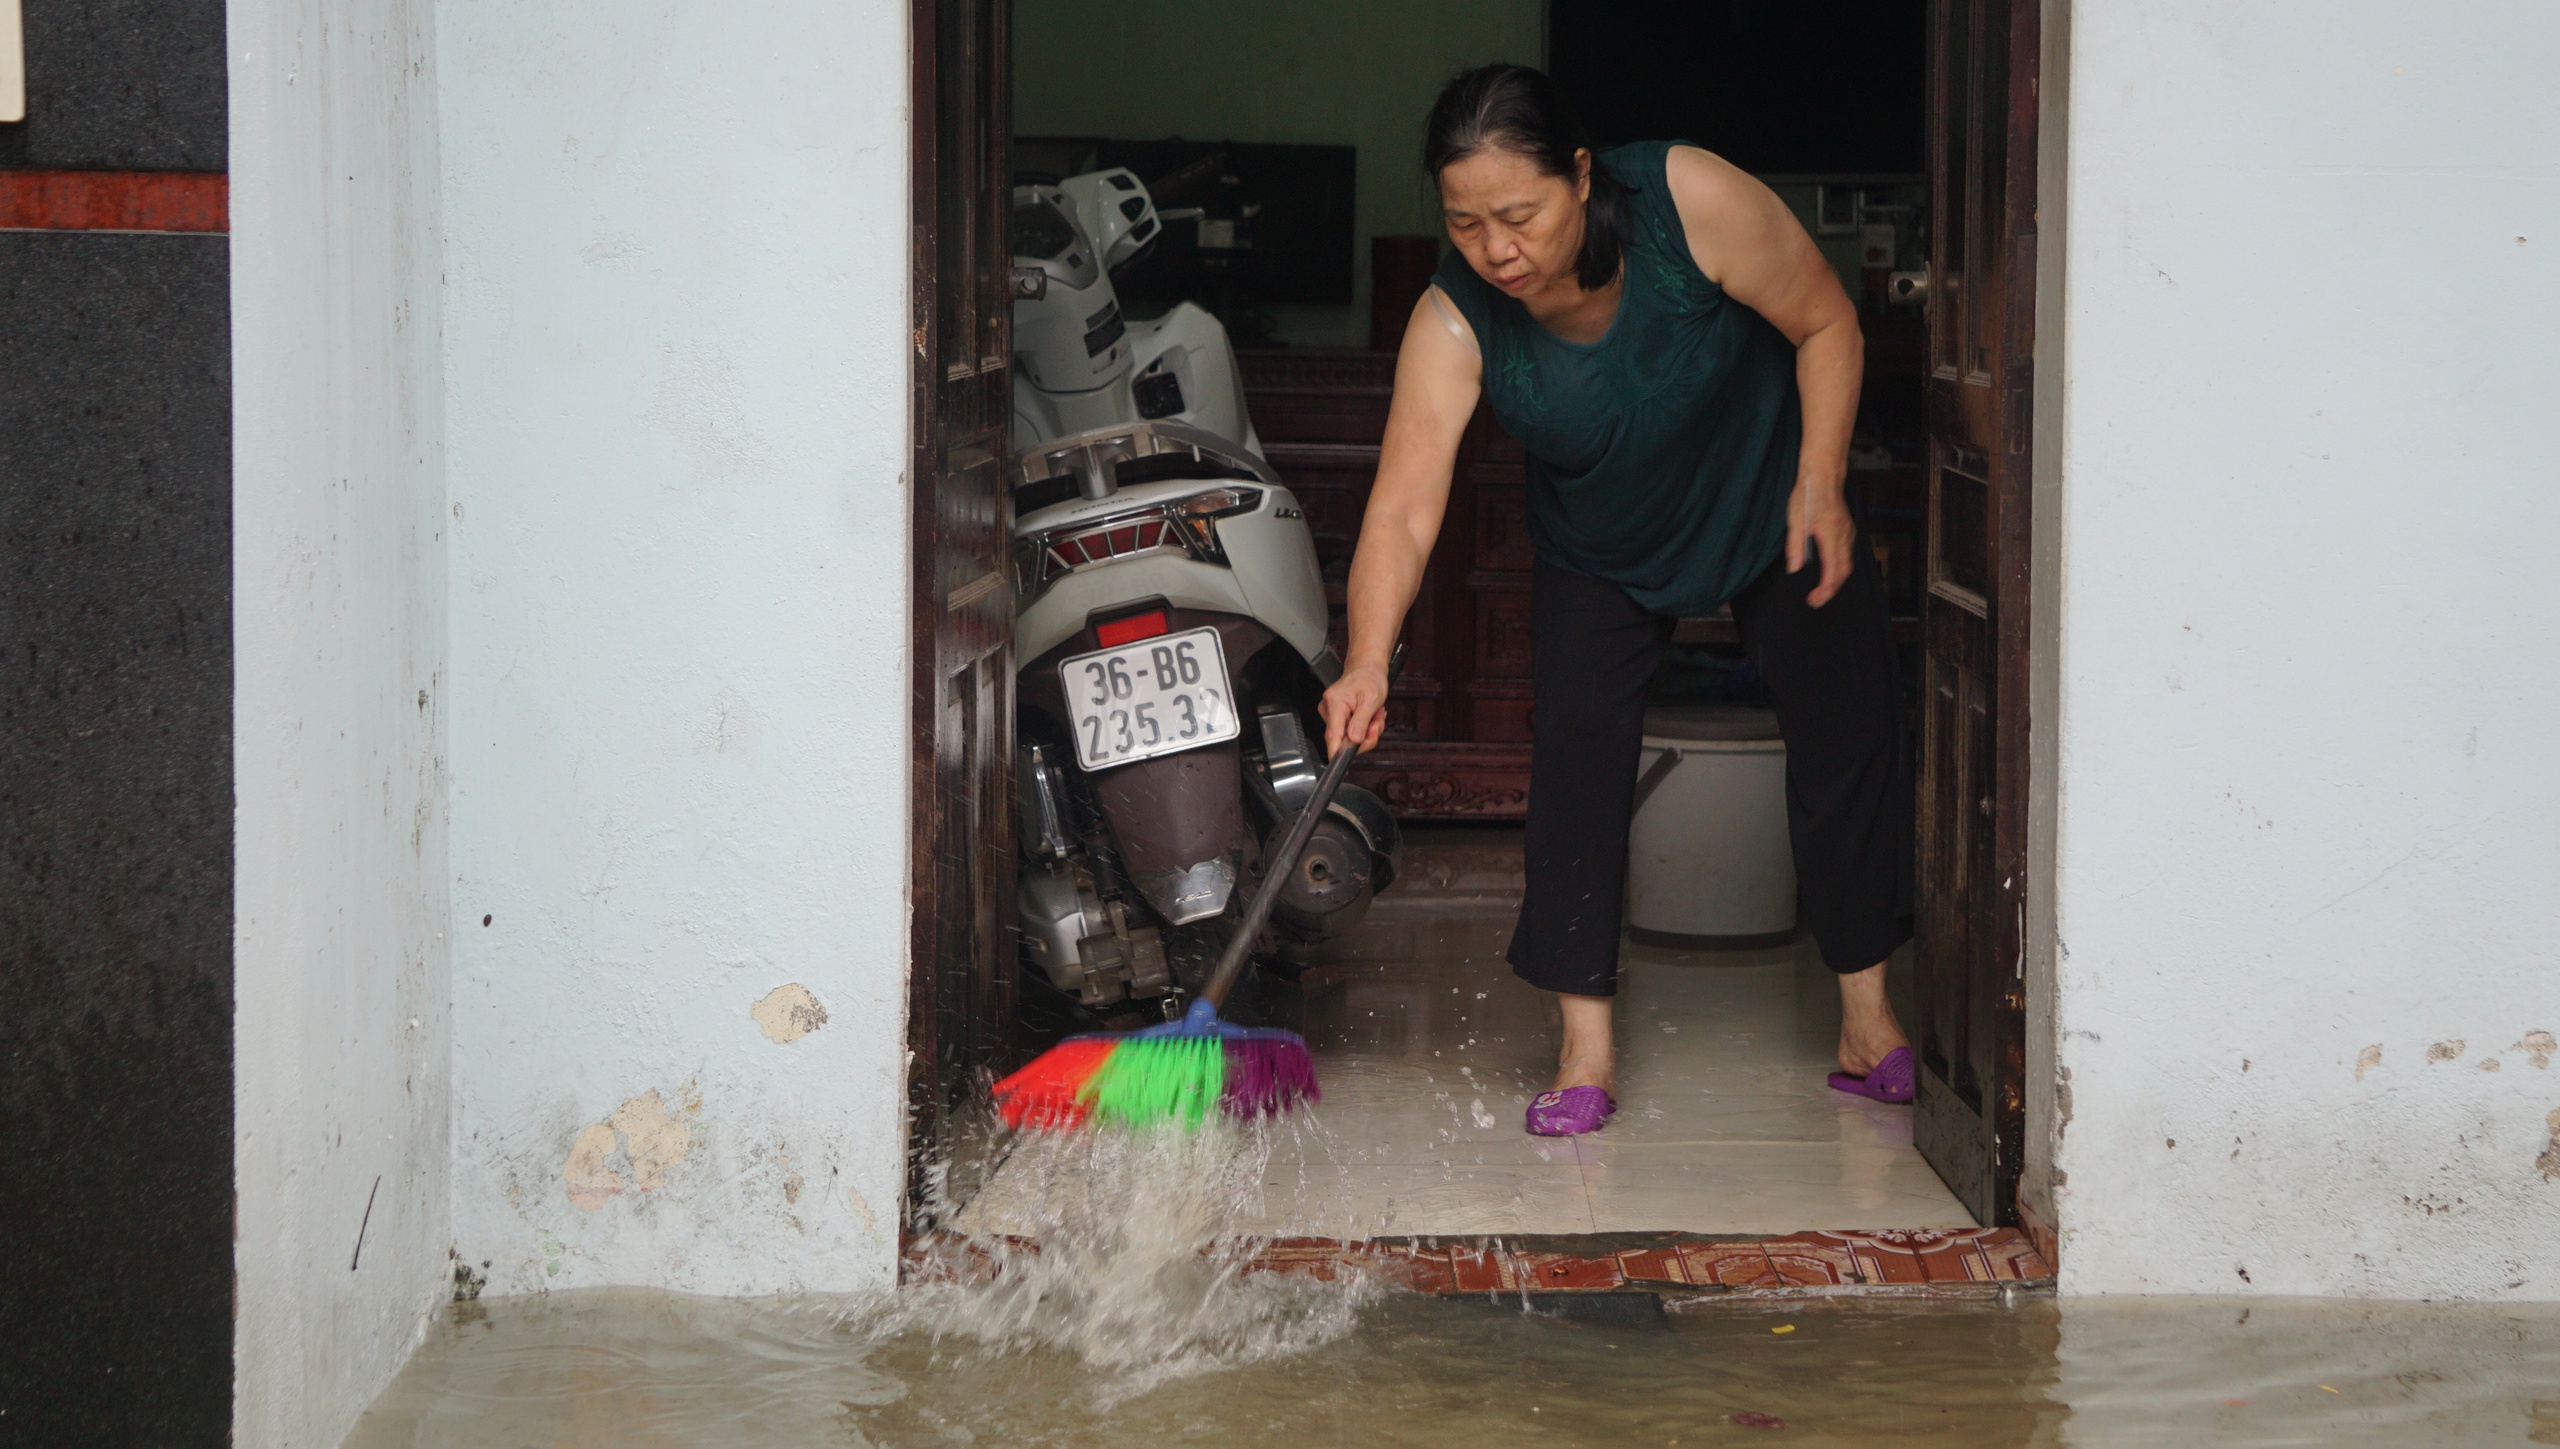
[1241,349,1538,820]
[1241,335,1925,823]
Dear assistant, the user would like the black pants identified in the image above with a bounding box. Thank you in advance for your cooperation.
[1506,540,1914,995]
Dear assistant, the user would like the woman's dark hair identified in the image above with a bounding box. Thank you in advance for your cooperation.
[1423,64,1626,291]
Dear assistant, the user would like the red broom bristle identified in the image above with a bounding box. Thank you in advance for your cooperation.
[991,1038,1118,1130]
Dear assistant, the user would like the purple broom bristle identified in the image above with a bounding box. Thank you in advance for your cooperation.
[1220,1034,1318,1119]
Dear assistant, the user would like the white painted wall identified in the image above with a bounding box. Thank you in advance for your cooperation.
[229,0,453,1438]
[2049,0,2560,1296]
[437,0,913,1294]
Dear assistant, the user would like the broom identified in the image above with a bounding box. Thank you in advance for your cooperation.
[992,741,1358,1132]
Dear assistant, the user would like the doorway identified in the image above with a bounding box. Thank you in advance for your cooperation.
[906,0,2044,1240]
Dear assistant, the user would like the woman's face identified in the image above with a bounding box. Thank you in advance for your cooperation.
[1438,146,1591,302]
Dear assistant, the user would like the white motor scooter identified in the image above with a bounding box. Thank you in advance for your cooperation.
[1008,170,1398,1019]
[1009,168,1261,454]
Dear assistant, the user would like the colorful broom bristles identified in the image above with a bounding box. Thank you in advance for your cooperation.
[1220,1036,1319,1120]
[991,1006,1318,1133]
[989,1037,1117,1130]
[1087,1035,1227,1130]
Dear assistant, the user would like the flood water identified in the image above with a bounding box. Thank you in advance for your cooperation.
[359,827,2560,1446]
[349,1281,2560,1447]
[351,1129,2560,1448]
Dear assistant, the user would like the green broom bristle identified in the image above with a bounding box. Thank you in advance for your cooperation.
[1081,1036,1227,1131]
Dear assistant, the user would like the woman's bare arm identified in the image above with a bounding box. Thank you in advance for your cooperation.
[1664,145,1865,606]
[1320,287,1482,755]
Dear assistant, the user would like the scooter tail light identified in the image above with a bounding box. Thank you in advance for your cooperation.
[1094,610,1170,648]
[1015,484,1266,603]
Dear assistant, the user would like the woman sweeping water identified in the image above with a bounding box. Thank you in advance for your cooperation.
[1319,65,1916,1137]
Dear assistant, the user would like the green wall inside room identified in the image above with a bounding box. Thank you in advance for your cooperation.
[1013,0,1546,349]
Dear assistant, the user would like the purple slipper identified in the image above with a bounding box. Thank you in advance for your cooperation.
[1525,1086,1616,1137]
[1828,1046,1915,1104]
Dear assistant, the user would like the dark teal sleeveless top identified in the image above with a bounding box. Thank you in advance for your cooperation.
[1434,141,1800,617]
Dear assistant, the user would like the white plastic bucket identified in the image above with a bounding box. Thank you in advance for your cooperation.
[1625,705,1795,944]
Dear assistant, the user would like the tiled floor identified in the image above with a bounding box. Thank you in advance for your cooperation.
[957,826,1977,1243]
[1242,826,1976,1238]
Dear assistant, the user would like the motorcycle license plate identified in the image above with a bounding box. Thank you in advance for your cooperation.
[1059,626,1238,771]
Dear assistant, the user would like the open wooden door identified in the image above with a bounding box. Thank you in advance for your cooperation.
[1912,0,2038,1226]
[907,0,1016,1210]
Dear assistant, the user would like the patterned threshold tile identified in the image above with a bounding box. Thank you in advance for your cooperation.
[1321,1227,2053,1299]
[1612,1243,1693,1287]
[2018,1197,2061,1275]
[1515,1251,1629,1291]
[1762,1234,1864,1286]
[900,1227,2055,1299]
[1675,1240,1783,1288]
[1982,1227,2058,1281]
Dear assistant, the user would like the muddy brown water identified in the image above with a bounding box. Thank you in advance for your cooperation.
[351,1278,2560,1446]
[356,830,2560,1445]
[354,1130,2560,1446]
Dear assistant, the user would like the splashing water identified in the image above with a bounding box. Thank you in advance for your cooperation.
[852,1119,1379,1405]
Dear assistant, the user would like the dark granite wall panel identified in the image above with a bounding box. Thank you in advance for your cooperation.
[0,232,233,1445]
[0,0,228,170]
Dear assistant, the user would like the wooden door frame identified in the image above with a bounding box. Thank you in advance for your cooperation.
[1911,0,2043,1229]
[1981,0,2043,1235]
[2016,0,2069,1257]
[904,0,1016,1230]
[903,0,944,1225]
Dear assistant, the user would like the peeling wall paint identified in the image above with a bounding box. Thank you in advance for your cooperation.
[2050,0,2560,1297]
[610,1089,697,1192]
[438,0,911,1296]
[561,1088,699,1210]
[753,984,830,1044]
[562,1124,622,1211]
[229,0,455,1436]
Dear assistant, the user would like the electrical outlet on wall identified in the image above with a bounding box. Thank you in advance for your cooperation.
[1859,223,1898,270]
